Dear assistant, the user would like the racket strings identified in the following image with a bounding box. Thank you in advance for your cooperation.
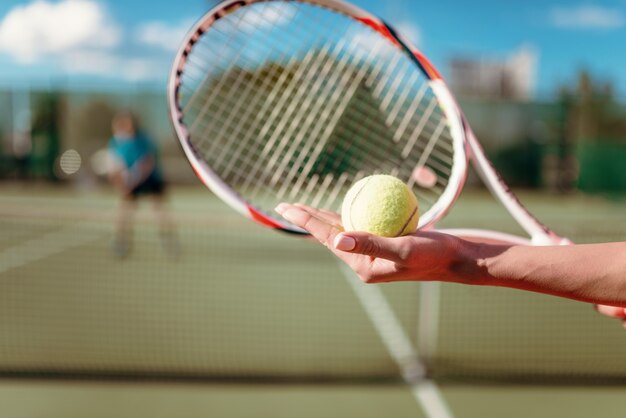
[264,46,373,200]
[185,52,454,193]
[178,1,457,214]
[184,8,456,188]
[185,27,398,170]
[186,67,452,212]
[246,41,363,192]
[184,5,313,147]
[185,40,414,187]
[183,36,450,198]
[183,9,354,179]
[191,39,362,200]
[248,38,429,201]
[189,35,288,160]
[185,46,448,209]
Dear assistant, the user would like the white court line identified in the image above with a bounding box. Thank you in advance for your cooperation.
[417,281,441,364]
[0,223,105,275]
[338,263,454,418]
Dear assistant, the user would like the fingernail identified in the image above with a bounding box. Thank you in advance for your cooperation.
[334,234,356,251]
[275,203,288,215]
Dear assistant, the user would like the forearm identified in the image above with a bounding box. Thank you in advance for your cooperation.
[459,241,626,306]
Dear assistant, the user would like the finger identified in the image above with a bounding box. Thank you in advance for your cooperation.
[276,204,399,276]
[595,304,626,318]
[333,231,410,263]
[292,204,342,226]
[276,204,340,247]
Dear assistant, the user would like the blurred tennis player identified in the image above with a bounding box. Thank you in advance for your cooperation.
[275,203,626,327]
[108,111,178,258]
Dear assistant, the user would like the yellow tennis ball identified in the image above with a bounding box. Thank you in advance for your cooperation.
[341,175,419,237]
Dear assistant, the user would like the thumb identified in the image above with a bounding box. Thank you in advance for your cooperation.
[333,232,407,262]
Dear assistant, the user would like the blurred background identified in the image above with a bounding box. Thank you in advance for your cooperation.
[3,0,626,192]
[1,1,626,417]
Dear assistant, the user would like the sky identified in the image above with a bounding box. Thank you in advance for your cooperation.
[0,0,625,99]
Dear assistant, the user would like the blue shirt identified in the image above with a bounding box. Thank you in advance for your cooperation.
[108,132,162,181]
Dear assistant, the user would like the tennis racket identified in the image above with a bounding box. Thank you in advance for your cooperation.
[167,0,572,248]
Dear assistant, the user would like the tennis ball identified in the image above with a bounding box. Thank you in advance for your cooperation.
[341,175,419,237]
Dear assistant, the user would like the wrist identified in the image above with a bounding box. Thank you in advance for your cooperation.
[448,238,494,285]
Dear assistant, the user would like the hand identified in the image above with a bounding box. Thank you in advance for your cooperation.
[275,203,471,284]
[280,203,626,311]
[595,305,626,329]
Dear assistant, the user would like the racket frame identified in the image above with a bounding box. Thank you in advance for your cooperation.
[168,0,570,246]
[168,0,468,234]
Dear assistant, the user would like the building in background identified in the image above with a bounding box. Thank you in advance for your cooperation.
[448,45,537,101]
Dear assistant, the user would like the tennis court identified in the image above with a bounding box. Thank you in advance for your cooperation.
[2,0,626,415]
[2,183,626,417]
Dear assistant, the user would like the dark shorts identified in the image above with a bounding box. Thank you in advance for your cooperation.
[130,174,165,198]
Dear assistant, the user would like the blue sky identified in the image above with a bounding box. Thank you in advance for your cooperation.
[0,0,625,99]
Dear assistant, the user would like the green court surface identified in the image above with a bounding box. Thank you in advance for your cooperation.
[0,380,625,418]
[1,182,626,417]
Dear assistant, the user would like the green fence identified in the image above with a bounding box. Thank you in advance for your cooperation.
[578,141,626,194]
[2,87,625,193]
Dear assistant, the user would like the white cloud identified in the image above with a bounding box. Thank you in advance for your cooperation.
[0,0,174,82]
[135,19,193,52]
[550,5,624,29]
[135,3,297,51]
[61,50,163,81]
[0,0,121,63]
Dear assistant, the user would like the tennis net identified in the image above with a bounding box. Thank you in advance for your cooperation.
[1,184,625,383]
